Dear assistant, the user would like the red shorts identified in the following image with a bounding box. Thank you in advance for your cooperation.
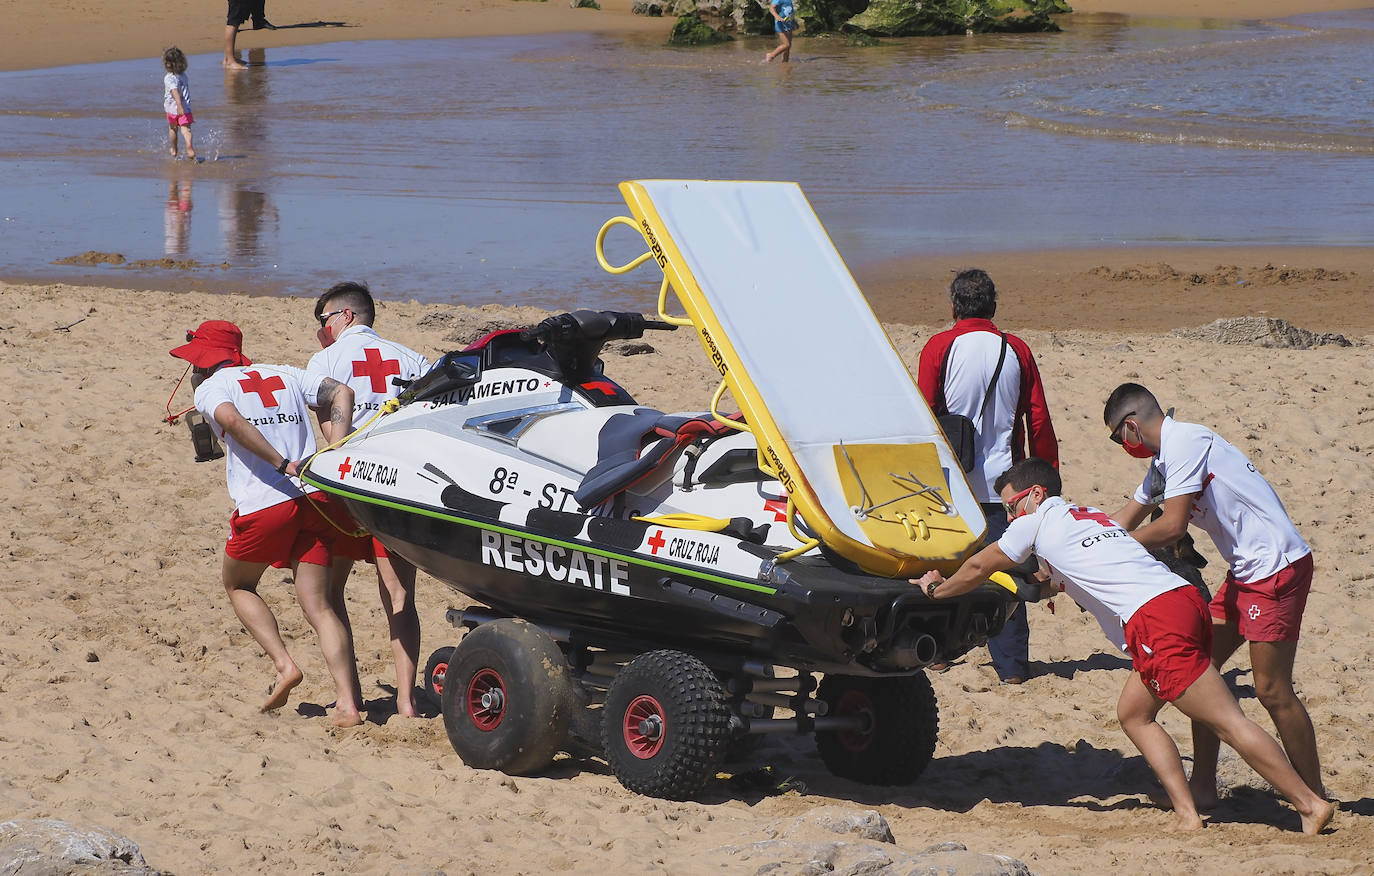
[1124,585,1213,702]
[166,112,194,127]
[225,497,332,567]
[305,492,376,563]
[1210,553,1312,642]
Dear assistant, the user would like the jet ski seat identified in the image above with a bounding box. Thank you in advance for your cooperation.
[576,410,742,510]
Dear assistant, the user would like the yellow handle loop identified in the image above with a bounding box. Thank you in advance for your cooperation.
[594,216,655,275]
[595,215,691,326]
[709,379,750,432]
[775,494,820,562]
[655,275,694,327]
[633,513,733,533]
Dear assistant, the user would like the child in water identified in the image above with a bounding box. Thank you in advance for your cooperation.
[764,0,797,63]
[162,47,197,161]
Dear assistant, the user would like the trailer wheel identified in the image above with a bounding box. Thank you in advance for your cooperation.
[815,672,938,786]
[602,650,731,800]
[423,646,456,704]
[441,619,576,775]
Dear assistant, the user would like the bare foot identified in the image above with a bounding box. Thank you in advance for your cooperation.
[1170,810,1206,831]
[224,58,249,69]
[168,147,178,157]
[331,708,363,728]
[1301,798,1335,835]
[261,665,303,711]
[187,149,198,161]
[396,698,419,719]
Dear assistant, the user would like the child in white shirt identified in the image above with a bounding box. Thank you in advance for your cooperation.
[162,47,196,161]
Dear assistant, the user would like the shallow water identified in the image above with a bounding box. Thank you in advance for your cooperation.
[0,10,1370,308]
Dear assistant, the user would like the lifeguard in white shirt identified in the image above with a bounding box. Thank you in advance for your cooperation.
[1102,382,1324,810]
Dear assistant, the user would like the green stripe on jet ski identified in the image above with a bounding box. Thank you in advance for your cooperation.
[303,476,778,595]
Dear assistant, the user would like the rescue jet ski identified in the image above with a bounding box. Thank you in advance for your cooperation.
[302,180,1031,800]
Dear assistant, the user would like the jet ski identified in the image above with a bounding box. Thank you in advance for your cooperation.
[302,180,1030,800]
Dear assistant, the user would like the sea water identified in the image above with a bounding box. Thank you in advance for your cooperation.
[0,9,1370,308]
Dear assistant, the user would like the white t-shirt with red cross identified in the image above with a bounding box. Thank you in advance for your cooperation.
[307,324,431,429]
[999,496,1186,647]
[195,363,326,515]
[1134,417,1310,583]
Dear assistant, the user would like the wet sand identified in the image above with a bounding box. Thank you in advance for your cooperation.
[7,0,1374,72]
[860,245,1374,336]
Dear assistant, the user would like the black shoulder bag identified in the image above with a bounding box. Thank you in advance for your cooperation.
[937,333,1008,474]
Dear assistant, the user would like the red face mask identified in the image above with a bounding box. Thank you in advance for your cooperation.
[1121,437,1153,458]
[317,325,334,349]
[1119,422,1154,459]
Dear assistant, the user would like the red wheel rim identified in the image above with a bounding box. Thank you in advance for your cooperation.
[833,689,876,752]
[622,694,666,759]
[431,662,448,696]
[466,668,506,731]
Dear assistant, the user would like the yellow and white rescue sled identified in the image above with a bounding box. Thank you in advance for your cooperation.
[597,179,985,578]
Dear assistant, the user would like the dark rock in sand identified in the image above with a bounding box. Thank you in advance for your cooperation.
[0,819,160,875]
[608,341,658,356]
[1171,317,1354,349]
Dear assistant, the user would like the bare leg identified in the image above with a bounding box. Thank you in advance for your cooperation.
[1251,640,1324,797]
[326,557,364,709]
[222,554,302,711]
[377,555,421,717]
[168,124,178,157]
[765,31,789,63]
[1118,672,1204,830]
[181,126,196,161]
[295,560,363,727]
[1173,665,1333,834]
[1189,620,1243,808]
[224,24,248,68]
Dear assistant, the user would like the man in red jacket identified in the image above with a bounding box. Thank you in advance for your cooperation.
[917,268,1059,683]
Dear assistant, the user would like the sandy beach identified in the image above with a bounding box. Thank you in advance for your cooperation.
[3,0,1374,873]
[3,275,1372,874]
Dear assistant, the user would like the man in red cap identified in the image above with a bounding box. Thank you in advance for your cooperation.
[171,320,365,727]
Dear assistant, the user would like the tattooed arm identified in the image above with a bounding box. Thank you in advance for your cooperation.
[316,378,356,445]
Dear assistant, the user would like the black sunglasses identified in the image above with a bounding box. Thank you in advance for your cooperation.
[1108,410,1136,445]
[317,308,347,327]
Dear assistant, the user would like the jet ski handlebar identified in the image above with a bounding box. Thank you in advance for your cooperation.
[520,310,677,382]
[519,310,677,345]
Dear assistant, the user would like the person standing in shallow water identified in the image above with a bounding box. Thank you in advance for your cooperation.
[764,0,797,63]
[161,47,196,160]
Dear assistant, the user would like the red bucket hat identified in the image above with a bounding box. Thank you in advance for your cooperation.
[170,320,252,368]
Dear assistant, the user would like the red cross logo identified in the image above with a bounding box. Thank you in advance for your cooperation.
[763,498,789,522]
[353,347,401,394]
[337,456,353,479]
[647,529,666,555]
[238,370,286,408]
